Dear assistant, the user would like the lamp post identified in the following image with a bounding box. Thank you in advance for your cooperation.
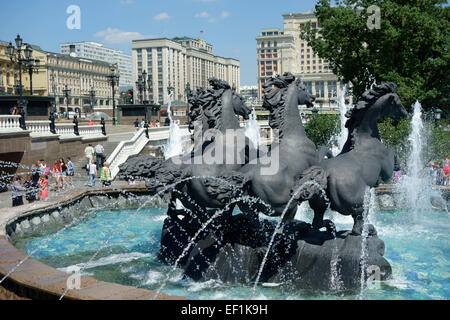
[7,34,29,129]
[136,76,144,104]
[22,44,40,96]
[147,75,152,104]
[63,84,71,119]
[107,64,119,125]
[434,108,443,121]
[141,70,147,103]
[89,86,96,113]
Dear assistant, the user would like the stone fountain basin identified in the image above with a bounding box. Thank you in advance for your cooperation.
[0,186,186,300]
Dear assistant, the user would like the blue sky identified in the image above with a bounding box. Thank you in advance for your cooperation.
[0,0,318,86]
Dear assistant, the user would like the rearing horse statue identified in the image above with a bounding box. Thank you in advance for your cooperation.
[293,82,408,235]
[235,73,320,224]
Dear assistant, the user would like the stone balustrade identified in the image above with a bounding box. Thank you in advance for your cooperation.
[78,125,103,136]
[55,122,75,135]
[0,115,22,130]
[26,120,51,134]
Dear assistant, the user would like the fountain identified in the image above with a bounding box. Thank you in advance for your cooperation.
[3,75,449,301]
[163,87,184,160]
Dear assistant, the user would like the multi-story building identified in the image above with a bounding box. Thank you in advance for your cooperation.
[257,13,352,109]
[60,41,133,89]
[0,41,48,96]
[132,37,240,105]
[240,85,259,106]
[46,52,119,113]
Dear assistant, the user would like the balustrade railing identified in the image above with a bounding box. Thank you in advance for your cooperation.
[0,115,22,130]
[26,120,51,134]
[55,122,75,135]
[78,125,103,136]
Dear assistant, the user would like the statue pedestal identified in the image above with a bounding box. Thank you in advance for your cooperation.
[159,213,392,291]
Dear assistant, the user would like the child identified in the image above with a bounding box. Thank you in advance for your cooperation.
[39,175,48,201]
[100,162,112,187]
[11,176,26,207]
[87,160,97,187]
[25,175,37,203]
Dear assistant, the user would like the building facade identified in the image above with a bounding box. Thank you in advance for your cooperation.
[132,37,240,105]
[257,13,352,109]
[46,52,119,113]
[240,85,259,106]
[60,41,133,89]
[0,41,48,97]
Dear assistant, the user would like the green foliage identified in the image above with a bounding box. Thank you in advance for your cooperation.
[300,0,450,114]
[378,117,450,167]
[304,114,340,147]
[378,117,410,165]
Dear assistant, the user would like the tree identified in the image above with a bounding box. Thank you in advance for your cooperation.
[300,0,449,114]
[304,114,340,147]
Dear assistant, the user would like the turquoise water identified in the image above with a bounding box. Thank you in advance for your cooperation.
[13,206,449,300]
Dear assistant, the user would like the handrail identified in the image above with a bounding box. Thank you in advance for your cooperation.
[107,125,191,179]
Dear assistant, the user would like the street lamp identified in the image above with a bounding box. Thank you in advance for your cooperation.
[434,108,443,121]
[107,64,119,125]
[141,70,147,103]
[23,44,40,96]
[7,34,29,129]
[89,86,96,113]
[63,84,71,118]
[136,76,144,104]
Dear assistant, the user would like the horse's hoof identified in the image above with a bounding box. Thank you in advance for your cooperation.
[324,220,336,235]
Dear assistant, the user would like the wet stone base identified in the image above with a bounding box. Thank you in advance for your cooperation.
[159,213,392,291]
[7,193,166,243]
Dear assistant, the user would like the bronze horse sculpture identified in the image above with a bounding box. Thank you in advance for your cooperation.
[293,82,408,235]
[233,73,321,225]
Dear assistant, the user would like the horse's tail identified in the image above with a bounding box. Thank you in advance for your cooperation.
[203,172,249,206]
[118,155,188,195]
[292,166,329,203]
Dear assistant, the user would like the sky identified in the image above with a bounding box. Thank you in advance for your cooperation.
[0,0,319,86]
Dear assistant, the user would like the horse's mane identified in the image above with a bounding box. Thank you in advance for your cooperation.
[262,73,297,137]
[187,87,205,131]
[345,82,398,130]
[343,82,398,150]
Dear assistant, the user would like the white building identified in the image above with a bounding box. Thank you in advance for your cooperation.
[132,37,240,105]
[257,13,352,110]
[60,41,133,89]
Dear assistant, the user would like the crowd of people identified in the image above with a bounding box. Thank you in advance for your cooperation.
[429,154,450,186]
[134,118,161,131]
[84,143,112,188]
[11,158,74,207]
[11,143,114,207]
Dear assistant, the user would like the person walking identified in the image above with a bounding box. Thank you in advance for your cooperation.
[67,157,74,186]
[59,158,68,190]
[52,160,62,192]
[95,143,105,170]
[87,160,97,187]
[11,176,26,207]
[100,162,112,187]
[84,144,95,168]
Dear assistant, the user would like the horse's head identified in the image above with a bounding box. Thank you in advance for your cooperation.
[231,92,251,120]
[370,83,407,121]
[294,78,316,108]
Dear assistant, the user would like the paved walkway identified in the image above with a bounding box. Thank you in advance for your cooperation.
[0,127,137,209]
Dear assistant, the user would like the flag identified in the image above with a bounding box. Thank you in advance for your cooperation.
[200,30,204,34]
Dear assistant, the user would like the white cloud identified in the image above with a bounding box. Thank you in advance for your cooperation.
[220,11,230,19]
[94,28,153,44]
[120,0,133,5]
[154,12,170,21]
[195,12,210,18]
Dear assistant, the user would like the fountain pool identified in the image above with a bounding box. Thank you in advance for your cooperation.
[12,204,449,300]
